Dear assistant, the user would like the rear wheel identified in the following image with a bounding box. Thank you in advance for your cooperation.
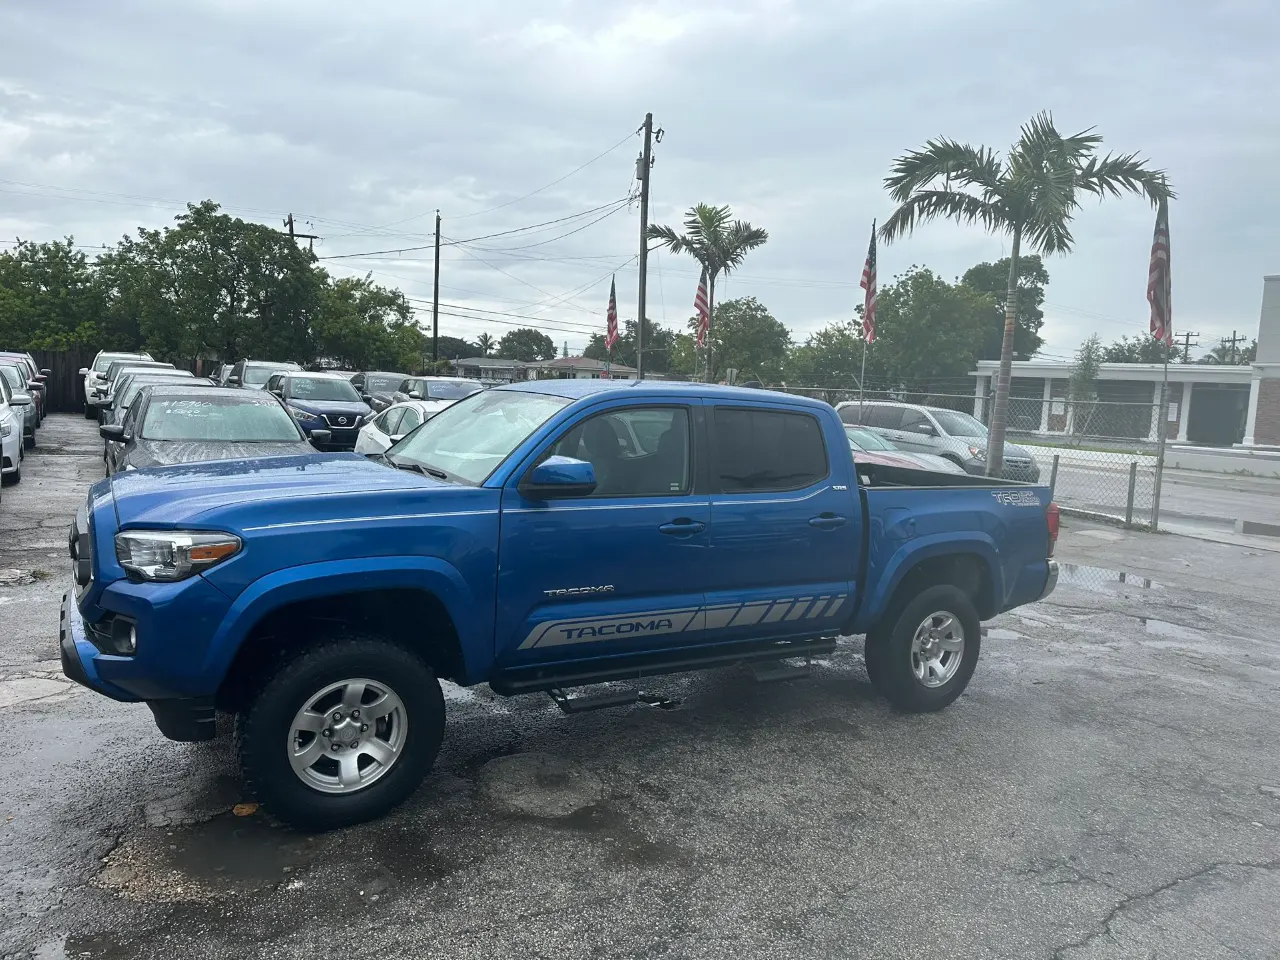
[237,635,444,830]
[864,585,980,712]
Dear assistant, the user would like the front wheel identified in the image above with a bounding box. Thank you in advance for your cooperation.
[864,584,980,712]
[237,636,445,830]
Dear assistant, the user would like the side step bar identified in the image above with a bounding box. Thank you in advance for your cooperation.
[491,636,838,697]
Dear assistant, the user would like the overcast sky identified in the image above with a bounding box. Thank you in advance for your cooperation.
[1,0,1276,369]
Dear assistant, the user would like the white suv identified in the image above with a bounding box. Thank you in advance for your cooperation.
[0,376,23,485]
[80,351,153,418]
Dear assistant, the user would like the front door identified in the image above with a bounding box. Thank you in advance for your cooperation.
[494,401,710,670]
[702,402,860,642]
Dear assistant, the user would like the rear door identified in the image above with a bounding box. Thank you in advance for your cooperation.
[494,400,710,668]
[702,402,861,642]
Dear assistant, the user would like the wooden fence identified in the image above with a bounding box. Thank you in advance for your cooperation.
[29,348,98,414]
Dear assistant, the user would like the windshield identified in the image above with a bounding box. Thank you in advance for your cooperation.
[120,376,193,409]
[110,363,171,387]
[389,389,569,484]
[425,380,482,401]
[94,353,144,373]
[243,364,284,385]
[289,377,362,402]
[365,374,403,393]
[929,409,987,438]
[844,426,896,451]
[141,397,303,441]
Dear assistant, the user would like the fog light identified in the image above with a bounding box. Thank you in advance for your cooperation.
[109,617,137,655]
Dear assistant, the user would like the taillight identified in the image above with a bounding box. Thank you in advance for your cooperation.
[1046,501,1060,557]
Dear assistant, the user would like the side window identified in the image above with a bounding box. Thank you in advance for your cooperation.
[381,408,406,435]
[121,397,142,436]
[713,407,828,493]
[898,408,933,434]
[398,408,423,434]
[867,406,903,429]
[837,405,861,425]
[547,406,690,498]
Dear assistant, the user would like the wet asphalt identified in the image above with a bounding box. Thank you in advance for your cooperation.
[2,415,1279,959]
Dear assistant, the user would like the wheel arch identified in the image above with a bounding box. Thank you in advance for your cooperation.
[861,538,1001,631]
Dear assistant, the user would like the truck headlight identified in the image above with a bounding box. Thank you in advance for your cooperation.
[115,531,241,582]
[968,445,986,461]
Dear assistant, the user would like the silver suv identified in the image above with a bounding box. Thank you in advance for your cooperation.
[835,400,1040,482]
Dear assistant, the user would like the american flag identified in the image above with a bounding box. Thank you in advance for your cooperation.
[860,221,877,343]
[1147,198,1172,347]
[605,275,619,351]
[694,268,711,348]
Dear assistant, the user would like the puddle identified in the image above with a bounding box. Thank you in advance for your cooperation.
[479,752,605,818]
[96,812,312,903]
[0,676,77,708]
[1057,562,1161,593]
[1140,618,1207,642]
[34,932,137,960]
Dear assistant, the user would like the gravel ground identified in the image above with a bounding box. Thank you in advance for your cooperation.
[2,414,1278,959]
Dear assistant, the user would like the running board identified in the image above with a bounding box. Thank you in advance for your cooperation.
[491,636,839,697]
[549,687,637,714]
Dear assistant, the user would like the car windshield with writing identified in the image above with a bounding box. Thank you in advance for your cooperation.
[289,377,362,402]
[388,389,569,484]
[365,374,403,393]
[140,397,303,442]
[424,380,482,401]
[929,409,987,439]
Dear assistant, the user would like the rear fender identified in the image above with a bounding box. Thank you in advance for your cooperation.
[203,556,486,684]
[854,533,1002,632]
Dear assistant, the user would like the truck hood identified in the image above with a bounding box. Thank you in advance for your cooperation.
[109,453,449,528]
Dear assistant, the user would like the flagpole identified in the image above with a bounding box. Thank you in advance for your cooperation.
[858,332,867,419]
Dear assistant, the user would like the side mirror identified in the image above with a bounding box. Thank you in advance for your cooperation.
[519,456,597,500]
[226,375,241,386]
[270,388,283,397]
[78,367,89,376]
[9,394,31,406]
[912,422,936,435]
[309,429,332,447]
[361,393,372,402]
[99,424,126,442]
[39,368,51,377]
[389,434,405,444]
[408,391,422,400]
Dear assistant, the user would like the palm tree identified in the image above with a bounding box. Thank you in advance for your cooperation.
[648,203,768,381]
[475,332,495,357]
[879,112,1173,474]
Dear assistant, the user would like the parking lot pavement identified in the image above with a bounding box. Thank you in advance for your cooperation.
[3,414,1279,959]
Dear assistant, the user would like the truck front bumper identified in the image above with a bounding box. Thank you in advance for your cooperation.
[60,588,218,742]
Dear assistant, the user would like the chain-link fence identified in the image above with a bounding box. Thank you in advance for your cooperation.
[780,386,1165,530]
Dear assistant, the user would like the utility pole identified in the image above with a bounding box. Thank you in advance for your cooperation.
[1179,330,1199,363]
[1222,329,1247,364]
[636,113,654,380]
[432,210,442,366]
[283,214,319,252]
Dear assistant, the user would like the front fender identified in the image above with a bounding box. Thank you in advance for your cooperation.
[855,533,1004,632]
[203,556,487,684]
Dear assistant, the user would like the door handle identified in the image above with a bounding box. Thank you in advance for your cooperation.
[808,513,847,530]
[659,519,706,537]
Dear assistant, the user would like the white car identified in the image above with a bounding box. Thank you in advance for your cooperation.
[80,350,152,418]
[354,400,438,456]
[0,376,23,485]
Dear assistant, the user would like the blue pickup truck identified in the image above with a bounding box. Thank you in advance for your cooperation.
[61,381,1058,829]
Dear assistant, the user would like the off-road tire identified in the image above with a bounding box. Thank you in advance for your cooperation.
[236,635,445,831]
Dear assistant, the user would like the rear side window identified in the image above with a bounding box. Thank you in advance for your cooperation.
[837,405,862,425]
[712,407,828,493]
[866,406,904,429]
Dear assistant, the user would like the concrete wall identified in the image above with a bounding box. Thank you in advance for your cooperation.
[1165,445,1280,478]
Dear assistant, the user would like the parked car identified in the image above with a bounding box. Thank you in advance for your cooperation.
[265,371,372,450]
[101,384,329,475]
[844,426,965,474]
[0,362,38,448]
[350,371,410,413]
[0,352,47,424]
[93,360,177,418]
[835,400,1040,482]
[80,351,153,418]
[390,376,483,413]
[0,375,23,485]
[62,380,1059,829]
[102,370,200,428]
[354,400,436,455]
[224,359,304,390]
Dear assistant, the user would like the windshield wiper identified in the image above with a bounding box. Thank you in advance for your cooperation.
[389,455,448,480]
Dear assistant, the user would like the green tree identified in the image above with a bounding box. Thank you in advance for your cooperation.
[582,318,677,374]
[692,296,790,383]
[1202,339,1256,364]
[961,255,1048,360]
[1102,335,1180,364]
[786,321,864,388]
[862,267,994,389]
[1068,334,1104,444]
[475,332,495,356]
[880,112,1172,473]
[430,335,478,363]
[647,203,768,381]
[0,238,103,349]
[313,275,418,371]
[496,327,556,361]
